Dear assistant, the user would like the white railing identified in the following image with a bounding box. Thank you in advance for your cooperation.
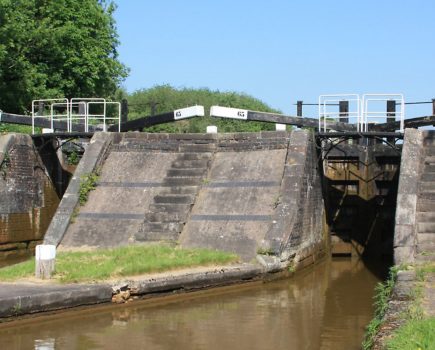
[361,94,404,132]
[31,98,121,134]
[318,93,405,132]
[318,94,361,132]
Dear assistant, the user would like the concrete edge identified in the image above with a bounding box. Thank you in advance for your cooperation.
[0,263,273,321]
[0,284,112,319]
[43,132,114,246]
[126,264,265,295]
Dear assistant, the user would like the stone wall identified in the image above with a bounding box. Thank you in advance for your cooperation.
[394,129,424,264]
[0,134,59,260]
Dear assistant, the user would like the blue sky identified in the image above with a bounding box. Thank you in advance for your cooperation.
[113,0,435,117]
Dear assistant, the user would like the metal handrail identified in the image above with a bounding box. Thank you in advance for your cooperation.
[31,98,120,133]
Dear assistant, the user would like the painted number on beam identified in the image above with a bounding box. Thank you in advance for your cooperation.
[210,106,248,120]
[174,105,205,120]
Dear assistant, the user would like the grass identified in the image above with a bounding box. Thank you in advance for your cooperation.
[0,123,40,134]
[363,263,435,350]
[386,318,435,350]
[0,244,239,283]
[362,266,399,350]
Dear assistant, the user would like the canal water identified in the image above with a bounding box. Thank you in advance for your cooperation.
[0,257,385,350]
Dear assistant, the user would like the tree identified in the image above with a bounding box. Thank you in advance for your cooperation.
[0,0,128,114]
[127,85,285,133]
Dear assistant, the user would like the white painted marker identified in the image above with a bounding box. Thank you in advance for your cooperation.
[174,105,205,120]
[210,106,248,120]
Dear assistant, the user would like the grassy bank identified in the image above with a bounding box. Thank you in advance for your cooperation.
[0,245,239,283]
[362,263,435,350]
[362,266,399,350]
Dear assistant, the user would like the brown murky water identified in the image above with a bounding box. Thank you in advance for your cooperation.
[0,258,384,350]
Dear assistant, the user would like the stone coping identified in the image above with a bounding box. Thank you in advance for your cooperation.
[0,261,288,322]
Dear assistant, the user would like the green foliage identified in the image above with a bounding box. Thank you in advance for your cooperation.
[79,172,99,205]
[66,150,80,165]
[0,0,128,114]
[0,123,36,134]
[0,244,239,283]
[0,151,10,179]
[362,266,398,350]
[386,318,435,350]
[127,85,284,133]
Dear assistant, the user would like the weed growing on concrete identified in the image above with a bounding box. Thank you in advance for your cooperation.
[79,172,99,205]
[272,195,281,209]
[362,266,398,350]
[0,152,10,179]
[256,247,275,256]
[12,301,21,316]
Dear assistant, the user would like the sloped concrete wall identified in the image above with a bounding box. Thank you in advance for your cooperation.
[49,131,327,268]
[179,149,287,261]
[260,130,326,266]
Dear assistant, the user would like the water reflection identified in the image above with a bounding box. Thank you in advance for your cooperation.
[0,258,382,350]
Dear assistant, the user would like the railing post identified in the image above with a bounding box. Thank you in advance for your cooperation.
[121,99,128,131]
[339,100,349,123]
[38,101,44,116]
[432,98,435,116]
[387,100,396,143]
[297,101,303,117]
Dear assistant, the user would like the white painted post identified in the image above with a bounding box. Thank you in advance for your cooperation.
[35,245,56,279]
[275,124,286,131]
[206,125,218,134]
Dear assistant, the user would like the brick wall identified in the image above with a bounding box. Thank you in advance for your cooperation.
[0,134,59,259]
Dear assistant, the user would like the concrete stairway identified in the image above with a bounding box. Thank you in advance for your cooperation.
[416,135,435,263]
[136,144,215,242]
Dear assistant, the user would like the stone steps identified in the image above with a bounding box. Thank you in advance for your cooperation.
[160,186,199,195]
[167,168,207,177]
[421,172,435,182]
[417,199,435,212]
[417,212,435,223]
[417,222,435,233]
[415,253,435,263]
[418,232,435,243]
[419,181,435,192]
[179,144,216,153]
[418,192,435,201]
[141,222,183,233]
[424,147,435,156]
[136,147,213,244]
[417,244,435,254]
[148,203,192,215]
[172,159,210,169]
[144,212,186,223]
[425,156,435,165]
[163,176,204,186]
[177,152,212,160]
[153,194,194,205]
[135,230,179,242]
